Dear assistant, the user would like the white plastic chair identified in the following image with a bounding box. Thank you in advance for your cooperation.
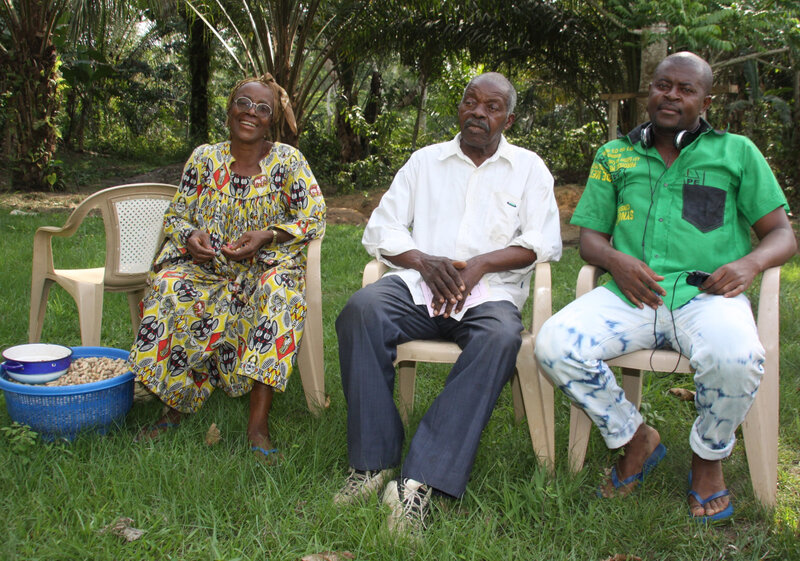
[361,260,556,470]
[27,182,326,416]
[567,264,782,507]
[29,183,177,346]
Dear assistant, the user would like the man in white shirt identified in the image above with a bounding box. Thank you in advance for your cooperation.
[333,72,562,535]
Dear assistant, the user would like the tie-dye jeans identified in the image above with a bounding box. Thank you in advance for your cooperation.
[535,287,764,460]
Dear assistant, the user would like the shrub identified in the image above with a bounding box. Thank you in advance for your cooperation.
[510,121,604,184]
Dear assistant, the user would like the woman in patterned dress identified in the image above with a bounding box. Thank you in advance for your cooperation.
[129,75,326,458]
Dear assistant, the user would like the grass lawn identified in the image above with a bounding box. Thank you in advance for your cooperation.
[0,213,798,560]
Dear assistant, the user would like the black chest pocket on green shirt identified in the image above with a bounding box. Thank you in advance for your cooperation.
[682,183,726,233]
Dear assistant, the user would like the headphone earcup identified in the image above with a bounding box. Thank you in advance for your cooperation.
[674,129,696,150]
[641,124,653,148]
[642,123,701,150]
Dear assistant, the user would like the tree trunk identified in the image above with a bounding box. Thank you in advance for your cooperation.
[274,49,298,146]
[636,23,667,124]
[6,2,63,191]
[363,70,382,156]
[63,88,78,150]
[187,13,211,146]
[791,62,800,207]
[411,77,428,151]
[333,59,362,163]
[365,70,382,124]
[793,67,799,135]
[75,91,92,152]
[63,86,92,152]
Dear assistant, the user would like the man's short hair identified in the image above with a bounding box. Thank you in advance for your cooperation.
[462,73,517,115]
[657,52,713,96]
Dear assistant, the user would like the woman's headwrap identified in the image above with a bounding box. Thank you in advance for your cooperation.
[227,73,297,137]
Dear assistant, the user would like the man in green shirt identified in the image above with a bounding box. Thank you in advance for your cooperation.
[535,52,796,522]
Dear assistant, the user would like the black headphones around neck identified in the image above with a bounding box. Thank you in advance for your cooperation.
[640,122,704,151]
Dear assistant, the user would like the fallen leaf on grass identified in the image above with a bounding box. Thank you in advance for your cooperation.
[205,423,221,446]
[602,555,642,561]
[98,517,145,542]
[668,387,696,401]
[300,551,355,561]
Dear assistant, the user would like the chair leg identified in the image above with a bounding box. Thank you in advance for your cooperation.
[741,361,779,507]
[516,343,555,471]
[296,327,327,415]
[29,277,54,343]
[510,372,525,423]
[297,236,326,415]
[74,283,105,346]
[397,361,417,424]
[126,289,145,336]
[621,368,643,409]
[568,404,592,473]
[568,369,644,473]
[536,369,555,472]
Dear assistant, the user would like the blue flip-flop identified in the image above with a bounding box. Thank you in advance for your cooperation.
[251,446,281,462]
[688,471,734,523]
[599,442,667,496]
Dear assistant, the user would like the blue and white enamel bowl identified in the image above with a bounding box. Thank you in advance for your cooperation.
[1,343,73,384]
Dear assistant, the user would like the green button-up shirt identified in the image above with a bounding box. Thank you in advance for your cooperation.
[571,122,789,309]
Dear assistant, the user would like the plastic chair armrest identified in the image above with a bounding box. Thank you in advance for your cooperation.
[362,259,389,287]
[532,261,552,334]
[576,264,604,298]
[757,266,781,350]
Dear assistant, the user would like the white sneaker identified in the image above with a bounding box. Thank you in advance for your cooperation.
[382,477,432,535]
[333,468,391,505]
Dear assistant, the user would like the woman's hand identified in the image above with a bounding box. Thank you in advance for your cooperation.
[221,230,272,261]
[187,230,216,263]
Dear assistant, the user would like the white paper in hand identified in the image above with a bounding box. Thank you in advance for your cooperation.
[420,278,490,319]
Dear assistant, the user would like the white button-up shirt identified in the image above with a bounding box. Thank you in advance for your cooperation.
[363,134,562,320]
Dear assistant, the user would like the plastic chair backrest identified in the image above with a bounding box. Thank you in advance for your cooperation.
[94,184,177,288]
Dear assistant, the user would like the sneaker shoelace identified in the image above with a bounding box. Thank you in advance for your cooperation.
[342,469,379,495]
[399,479,432,528]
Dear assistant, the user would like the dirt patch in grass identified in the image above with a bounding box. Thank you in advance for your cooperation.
[0,163,583,246]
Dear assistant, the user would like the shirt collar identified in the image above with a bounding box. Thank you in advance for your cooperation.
[441,133,515,168]
[627,117,722,148]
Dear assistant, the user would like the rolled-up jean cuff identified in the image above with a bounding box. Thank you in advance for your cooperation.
[690,421,735,460]
[600,410,644,450]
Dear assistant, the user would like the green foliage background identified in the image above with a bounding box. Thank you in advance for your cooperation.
[2,1,798,202]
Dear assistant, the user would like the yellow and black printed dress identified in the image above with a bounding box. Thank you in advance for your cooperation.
[129,141,326,413]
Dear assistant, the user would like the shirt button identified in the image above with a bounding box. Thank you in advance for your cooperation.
[655,254,660,258]
[658,218,664,222]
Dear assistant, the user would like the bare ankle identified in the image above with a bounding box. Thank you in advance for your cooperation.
[622,424,660,457]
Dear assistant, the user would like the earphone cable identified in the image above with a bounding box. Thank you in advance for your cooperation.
[641,154,667,263]
[652,273,687,377]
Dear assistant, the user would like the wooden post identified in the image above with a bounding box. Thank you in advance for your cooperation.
[608,100,619,141]
[599,85,737,140]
